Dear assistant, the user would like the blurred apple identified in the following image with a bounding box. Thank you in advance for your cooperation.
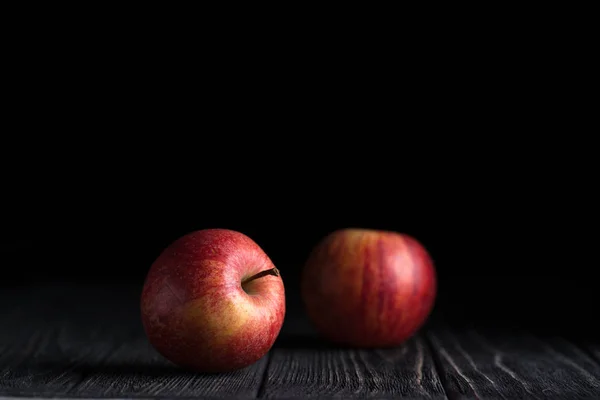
[141,228,285,372]
[301,228,436,347]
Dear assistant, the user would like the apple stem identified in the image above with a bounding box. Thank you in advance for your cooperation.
[242,267,280,285]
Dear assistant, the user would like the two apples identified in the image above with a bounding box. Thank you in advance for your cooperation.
[140,228,436,373]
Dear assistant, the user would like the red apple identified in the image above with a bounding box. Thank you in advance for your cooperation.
[301,228,436,347]
[140,228,285,372]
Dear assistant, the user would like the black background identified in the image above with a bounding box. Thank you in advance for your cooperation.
[0,38,595,338]
[1,125,594,337]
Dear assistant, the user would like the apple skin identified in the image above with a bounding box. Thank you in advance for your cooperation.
[140,228,285,373]
[301,228,436,348]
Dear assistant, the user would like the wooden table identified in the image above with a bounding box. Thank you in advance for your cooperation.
[1,284,599,399]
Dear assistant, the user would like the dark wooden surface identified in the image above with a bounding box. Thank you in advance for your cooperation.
[1,284,599,399]
[427,329,600,399]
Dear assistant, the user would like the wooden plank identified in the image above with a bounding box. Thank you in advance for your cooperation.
[581,338,600,360]
[0,286,90,397]
[0,286,142,397]
[0,285,268,399]
[71,332,269,398]
[261,315,447,399]
[580,341,600,369]
[426,328,600,400]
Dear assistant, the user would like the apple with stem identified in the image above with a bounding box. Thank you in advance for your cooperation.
[301,228,436,347]
[141,228,285,372]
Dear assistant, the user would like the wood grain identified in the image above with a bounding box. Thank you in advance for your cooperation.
[0,286,87,396]
[3,284,600,399]
[582,339,600,360]
[71,333,269,398]
[426,328,600,400]
[0,285,268,399]
[260,316,447,399]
